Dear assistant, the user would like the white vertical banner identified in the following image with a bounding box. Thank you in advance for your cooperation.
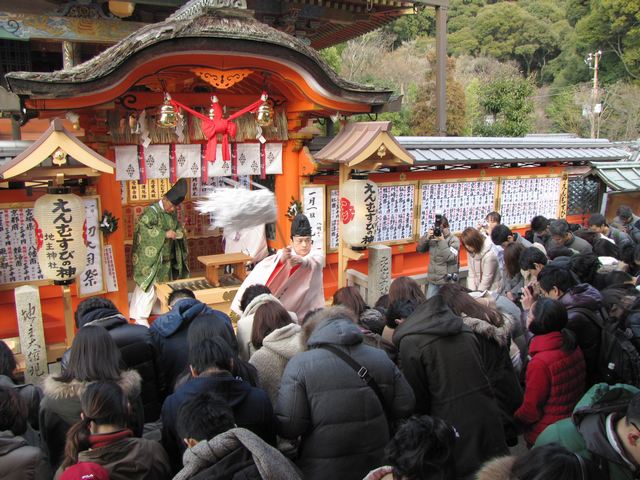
[236,143,261,176]
[175,144,202,178]
[302,185,325,255]
[208,145,231,177]
[144,144,170,179]
[115,145,140,181]
[265,143,283,174]
[102,244,119,293]
[14,286,47,385]
[78,197,105,296]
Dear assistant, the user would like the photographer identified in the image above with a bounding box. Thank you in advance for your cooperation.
[416,214,460,299]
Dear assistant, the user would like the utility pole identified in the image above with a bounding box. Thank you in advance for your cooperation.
[584,50,602,139]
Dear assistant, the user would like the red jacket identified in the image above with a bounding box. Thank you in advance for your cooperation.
[515,331,586,445]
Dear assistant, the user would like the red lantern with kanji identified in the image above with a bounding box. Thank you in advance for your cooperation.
[33,192,87,284]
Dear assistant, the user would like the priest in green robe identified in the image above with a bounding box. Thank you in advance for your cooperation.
[129,178,189,326]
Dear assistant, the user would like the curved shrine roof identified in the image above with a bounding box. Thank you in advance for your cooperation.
[5,6,393,111]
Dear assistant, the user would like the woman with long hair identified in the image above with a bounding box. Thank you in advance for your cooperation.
[57,381,170,479]
[249,302,301,405]
[388,277,426,306]
[40,325,144,470]
[501,242,525,302]
[515,298,586,446]
[333,286,396,360]
[461,227,502,292]
[439,284,523,446]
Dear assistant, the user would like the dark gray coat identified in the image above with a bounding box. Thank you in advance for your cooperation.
[275,318,415,480]
[393,296,508,479]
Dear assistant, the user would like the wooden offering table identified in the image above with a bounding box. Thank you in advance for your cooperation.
[155,252,252,314]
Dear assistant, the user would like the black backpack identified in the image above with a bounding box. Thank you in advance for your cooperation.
[572,307,640,387]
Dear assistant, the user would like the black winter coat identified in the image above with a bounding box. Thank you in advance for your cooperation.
[150,299,239,393]
[461,315,523,443]
[161,372,275,473]
[276,318,415,480]
[62,314,164,422]
[559,283,604,387]
[393,296,508,479]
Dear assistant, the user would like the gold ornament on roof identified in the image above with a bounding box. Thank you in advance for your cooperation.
[255,93,274,127]
[157,93,179,128]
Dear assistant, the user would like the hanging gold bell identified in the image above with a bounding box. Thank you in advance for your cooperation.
[255,93,274,127]
[156,93,178,128]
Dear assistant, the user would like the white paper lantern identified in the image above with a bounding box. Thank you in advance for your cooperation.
[33,193,87,283]
[340,178,379,247]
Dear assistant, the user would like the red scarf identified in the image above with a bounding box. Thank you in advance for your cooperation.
[88,429,133,449]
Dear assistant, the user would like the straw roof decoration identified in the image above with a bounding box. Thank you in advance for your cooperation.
[108,108,288,145]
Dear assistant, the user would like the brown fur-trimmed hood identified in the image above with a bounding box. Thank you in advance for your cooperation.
[300,306,358,349]
[475,455,515,480]
[43,369,142,400]
[461,314,512,348]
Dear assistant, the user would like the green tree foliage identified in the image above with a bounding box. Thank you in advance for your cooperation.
[546,87,589,136]
[474,76,535,136]
[574,0,640,82]
[411,55,467,136]
[319,46,342,73]
[384,6,435,46]
[451,1,569,78]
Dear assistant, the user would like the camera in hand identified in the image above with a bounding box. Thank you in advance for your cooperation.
[433,213,443,237]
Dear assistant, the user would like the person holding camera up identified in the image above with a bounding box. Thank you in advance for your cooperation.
[416,213,460,299]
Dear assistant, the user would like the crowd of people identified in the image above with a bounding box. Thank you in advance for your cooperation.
[2,205,640,479]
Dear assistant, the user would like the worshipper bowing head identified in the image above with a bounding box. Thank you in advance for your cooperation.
[531,215,550,236]
[41,326,144,470]
[174,391,301,480]
[476,443,597,480]
[0,340,17,380]
[0,386,49,480]
[68,295,164,424]
[519,246,548,279]
[276,306,415,480]
[385,299,418,330]
[364,415,457,480]
[239,284,271,313]
[59,381,170,479]
[388,276,426,306]
[177,392,235,448]
[251,301,293,351]
[160,333,274,472]
[485,211,502,235]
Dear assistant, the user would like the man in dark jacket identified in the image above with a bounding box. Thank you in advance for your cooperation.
[62,297,164,422]
[549,219,593,254]
[535,383,640,480]
[276,307,415,480]
[538,264,604,386]
[588,213,633,251]
[161,336,274,472]
[173,392,301,479]
[393,295,508,479]
[150,288,236,392]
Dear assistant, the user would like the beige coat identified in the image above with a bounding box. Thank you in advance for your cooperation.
[467,237,502,292]
[249,323,302,404]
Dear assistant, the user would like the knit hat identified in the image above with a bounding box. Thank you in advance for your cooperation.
[166,178,187,205]
[291,213,312,237]
[60,462,110,480]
